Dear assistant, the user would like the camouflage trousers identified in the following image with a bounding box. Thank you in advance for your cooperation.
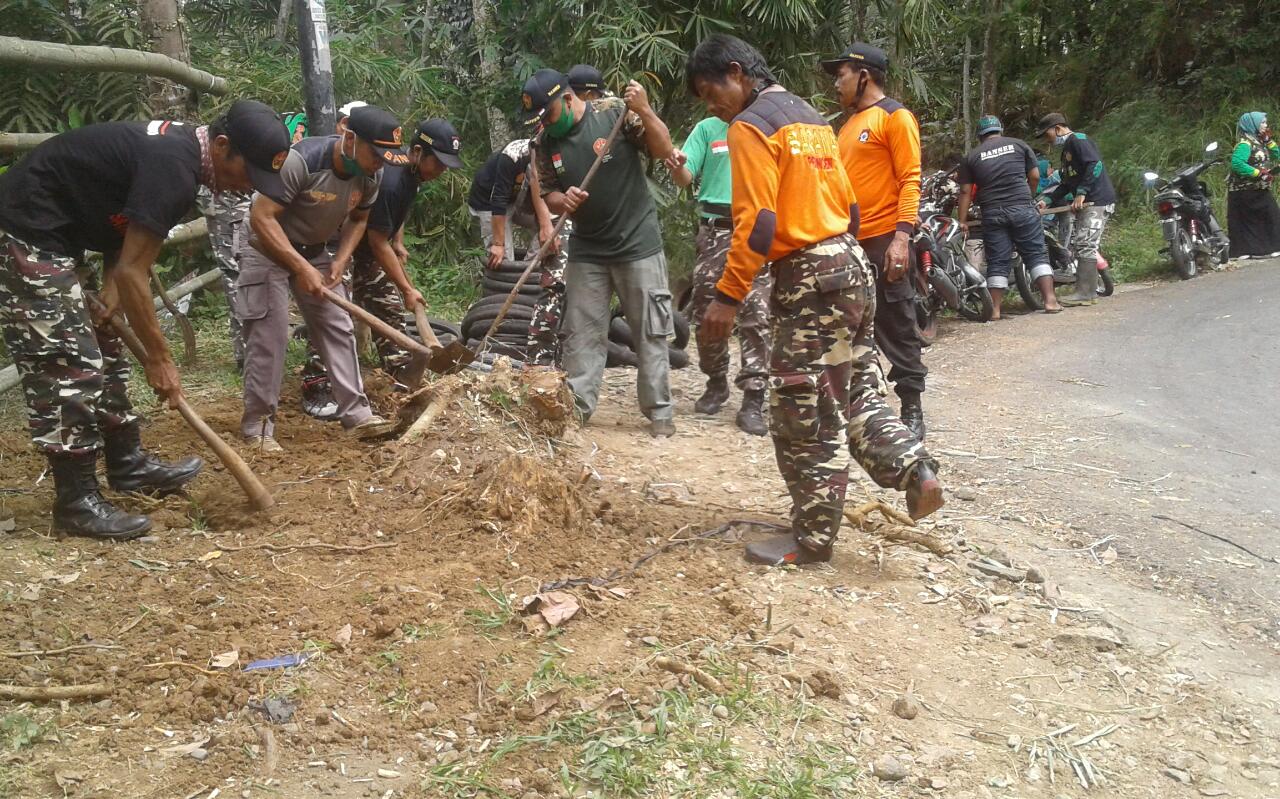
[199,189,251,366]
[690,221,771,392]
[1067,203,1114,259]
[527,221,572,366]
[302,253,411,383]
[0,232,137,455]
[768,233,934,552]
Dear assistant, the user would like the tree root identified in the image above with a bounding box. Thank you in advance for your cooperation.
[654,656,726,694]
[844,500,953,556]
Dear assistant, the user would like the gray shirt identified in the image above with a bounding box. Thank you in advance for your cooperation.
[250,135,380,249]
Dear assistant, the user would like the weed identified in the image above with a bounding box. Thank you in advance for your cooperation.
[0,714,44,751]
[463,585,516,639]
[376,650,402,669]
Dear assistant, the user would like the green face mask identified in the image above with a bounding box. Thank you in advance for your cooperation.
[340,133,368,178]
[545,98,575,139]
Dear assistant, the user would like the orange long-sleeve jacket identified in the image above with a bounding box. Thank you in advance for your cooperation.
[838,98,921,239]
[716,87,859,303]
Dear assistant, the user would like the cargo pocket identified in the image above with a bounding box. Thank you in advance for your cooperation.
[767,371,820,442]
[814,268,860,294]
[234,271,272,321]
[645,288,674,338]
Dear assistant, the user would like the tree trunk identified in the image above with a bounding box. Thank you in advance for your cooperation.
[962,35,973,150]
[851,0,866,39]
[980,0,999,114]
[274,0,293,42]
[139,0,192,118]
[0,36,227,95]
[295,0,336,135]
[471,0,510,150]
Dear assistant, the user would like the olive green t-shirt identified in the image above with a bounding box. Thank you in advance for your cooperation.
[535,98,663,263]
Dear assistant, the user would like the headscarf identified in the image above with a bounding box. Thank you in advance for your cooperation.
[1238,111,1267,140]
[283,112,308,143]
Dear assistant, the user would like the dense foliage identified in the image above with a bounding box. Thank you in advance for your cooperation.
[0,0,1275,292]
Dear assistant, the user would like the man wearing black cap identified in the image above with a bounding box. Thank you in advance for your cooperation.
[1035,112,1116,307]
[524,68,678,437]
[823,43,929,441]
[467,138,541,268]
[567,64,608,101]
[0,100,289,539]
[956,115,1062,317]
[239,104,404,452]
[300,117,462,388]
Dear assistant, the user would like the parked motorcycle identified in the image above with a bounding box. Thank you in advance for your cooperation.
[1142,141,1230,279]
[912,169,993,344]
[1010,212,1115,310]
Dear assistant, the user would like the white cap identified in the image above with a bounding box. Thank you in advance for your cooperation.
[337,100,368,121]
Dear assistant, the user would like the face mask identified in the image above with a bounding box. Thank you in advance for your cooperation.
[340,133,367,178]
[545,98,576,139]
[1054,133,1070,147]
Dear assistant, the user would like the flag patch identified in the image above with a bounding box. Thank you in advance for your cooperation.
[710,140,728,155]
[552,153,565,173]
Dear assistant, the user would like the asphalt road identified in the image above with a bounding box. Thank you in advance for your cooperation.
[934,261,1279,606]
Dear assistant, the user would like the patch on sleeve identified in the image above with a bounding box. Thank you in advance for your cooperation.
[748,209,777,256]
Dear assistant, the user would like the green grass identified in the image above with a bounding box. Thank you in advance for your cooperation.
[462,584,518,639]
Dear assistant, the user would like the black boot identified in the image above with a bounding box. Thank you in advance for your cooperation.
[900,394,926,442]
[694,375,730,415]
[50,453,152,541]
[105,424,203,497]
[905,460,945,521]
[301,376,340,421]
[745,533,831,565]
[735,389,768,436]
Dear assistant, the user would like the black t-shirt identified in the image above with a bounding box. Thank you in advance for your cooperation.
[0,121,202,255]
[356,162,419,259]
[467,140,530,216]
[957,135,1037,210]
[1049,132,1117,207]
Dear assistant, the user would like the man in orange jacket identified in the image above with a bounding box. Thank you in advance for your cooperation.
[685,34,943,565]
[824,44,928,441]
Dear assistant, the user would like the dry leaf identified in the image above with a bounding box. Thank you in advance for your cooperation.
[334,623,353,649]
[198,550,223,563]
[1099,547,1118,565]
[53,769,84,789]
[209,650,239,669]
[19,583,41,601]
[537,592,580,627]
[515,690,562,721]
[520,615,551,635]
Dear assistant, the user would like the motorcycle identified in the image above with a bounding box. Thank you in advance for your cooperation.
[912,168,993,344]
[1142,141,1230,279]
[1010,208,1115,310]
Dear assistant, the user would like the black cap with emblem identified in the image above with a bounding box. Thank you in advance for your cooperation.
[1035,112,1068,138]
[415,118,463,169]
[346,105,409,165]
[518,68,571,126]
[222,99,292,199]
[820,42,889,75]
[567,64,604,93]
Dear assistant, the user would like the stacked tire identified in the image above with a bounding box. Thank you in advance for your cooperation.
[460,258,540,361]
[457,258,692,367]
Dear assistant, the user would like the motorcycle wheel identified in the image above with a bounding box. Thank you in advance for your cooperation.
[955,269,994,322]
[1013,256,1045,311]
[1170,227,1197,280]
[1097,268,1115,297]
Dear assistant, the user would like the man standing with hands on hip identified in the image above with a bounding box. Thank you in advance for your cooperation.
[527,69,678,437]
[824,43,929,441]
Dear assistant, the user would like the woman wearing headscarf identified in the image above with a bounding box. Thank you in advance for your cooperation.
[1227,111,1280,259]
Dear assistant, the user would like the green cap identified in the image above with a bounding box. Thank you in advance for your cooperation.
[976,115,1002,136]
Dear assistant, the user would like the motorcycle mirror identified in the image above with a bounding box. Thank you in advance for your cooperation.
[1205,141,1219,153]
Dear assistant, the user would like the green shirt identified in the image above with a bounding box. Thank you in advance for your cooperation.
[535,97,663,263]
[682,116,732,218]
[1229,136,1280,191]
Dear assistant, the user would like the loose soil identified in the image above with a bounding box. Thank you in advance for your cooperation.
[0,325,1277,798]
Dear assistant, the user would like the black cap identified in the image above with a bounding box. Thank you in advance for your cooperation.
[415,118,463,169]
[519,69,570,126]
[223,99,291,198]
[1035,112,1068,137]
[346,105,409,165]
[820,42,889,76]
[568,64,604,93]
[337,100,368,123]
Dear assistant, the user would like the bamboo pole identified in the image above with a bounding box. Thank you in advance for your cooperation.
[0,132,54,154]
[0,36,227,95]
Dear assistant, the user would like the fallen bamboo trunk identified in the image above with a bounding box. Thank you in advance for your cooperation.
[0,36,227,94]
[0,682,111,701]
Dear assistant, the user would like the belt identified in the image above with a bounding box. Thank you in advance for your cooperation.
[699,201,731,218]
[770,232,856,271]
[700,216,732,231]
[291,242,328,259]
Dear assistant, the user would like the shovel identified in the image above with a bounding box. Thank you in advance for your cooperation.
[321,288,434,388]
[411,303,475,376]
